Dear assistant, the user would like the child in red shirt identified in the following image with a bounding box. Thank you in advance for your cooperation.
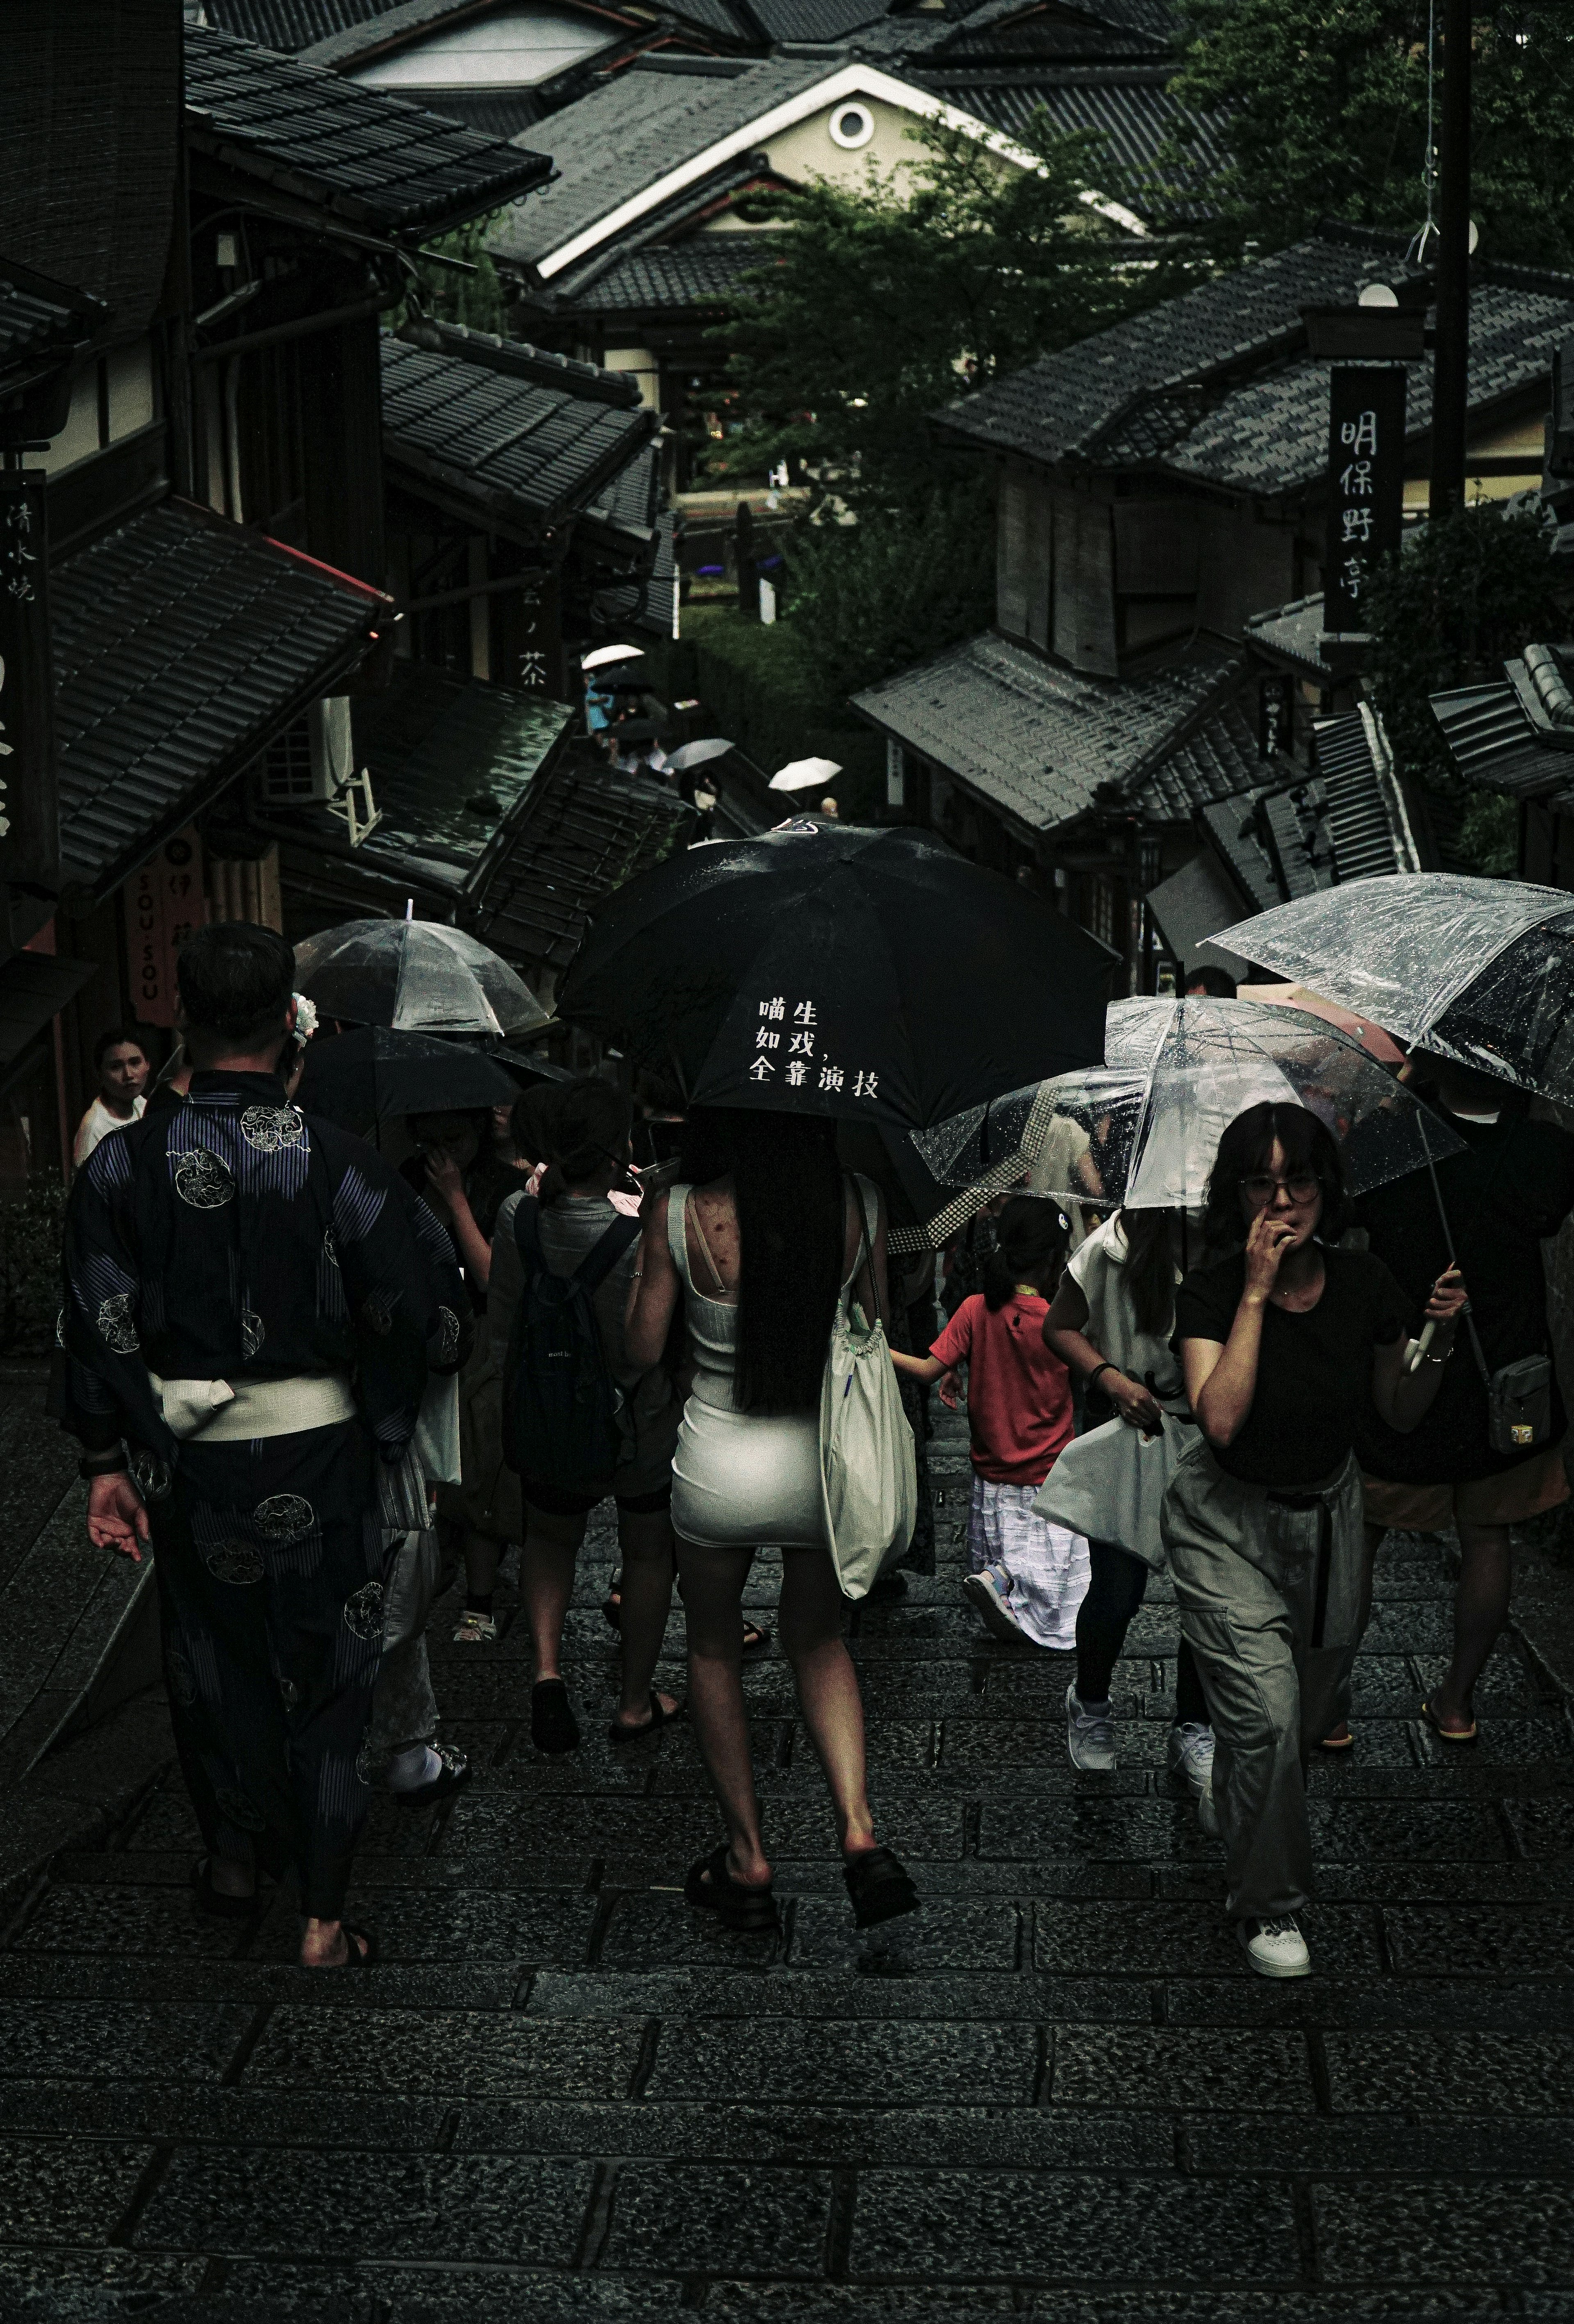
[893,1197,1089,1648]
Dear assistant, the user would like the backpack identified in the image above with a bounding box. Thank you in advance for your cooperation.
[502,1197,641,1488]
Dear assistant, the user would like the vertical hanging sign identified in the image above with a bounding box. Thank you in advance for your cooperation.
[0,474,59,898]
[123,828,207,1027]
[1324,367,1406,632]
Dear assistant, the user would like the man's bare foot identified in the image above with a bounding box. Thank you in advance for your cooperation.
[611,1688,680,1736]
[1319,1721,1353,1750]
[299,1916,371,1968]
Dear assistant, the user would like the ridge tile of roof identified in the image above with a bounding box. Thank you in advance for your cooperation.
[851,628,1237,833]
[568,232,787,312]
[184,20,553,236]
[486,55,843,271]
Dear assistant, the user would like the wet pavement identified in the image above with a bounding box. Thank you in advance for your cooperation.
[4,1404,1574,2319]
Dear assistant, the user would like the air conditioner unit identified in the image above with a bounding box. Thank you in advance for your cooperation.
[261,697,353,804]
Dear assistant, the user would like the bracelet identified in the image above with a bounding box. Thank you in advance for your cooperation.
[1086,1360,1115,1389]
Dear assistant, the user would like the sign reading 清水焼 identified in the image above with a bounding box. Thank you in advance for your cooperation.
[0,473,59,899]
[1323,366,1406,633]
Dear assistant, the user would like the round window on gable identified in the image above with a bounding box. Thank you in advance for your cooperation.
[828,101,875,150]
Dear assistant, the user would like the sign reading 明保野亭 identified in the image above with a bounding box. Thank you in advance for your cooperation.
[1323,366,1406,633]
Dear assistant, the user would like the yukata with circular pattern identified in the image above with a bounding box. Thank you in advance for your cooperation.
[55,1070,464,1920]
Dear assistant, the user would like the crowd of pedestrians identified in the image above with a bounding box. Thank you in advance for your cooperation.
[55,913,1574,1983]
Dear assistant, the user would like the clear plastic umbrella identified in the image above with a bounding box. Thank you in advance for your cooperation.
[1213,874,1574,1100]
[293,919,550,1039]
[912,996,1465,1231]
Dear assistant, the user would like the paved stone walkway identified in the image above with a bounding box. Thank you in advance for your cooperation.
[5,1405,1574,2319]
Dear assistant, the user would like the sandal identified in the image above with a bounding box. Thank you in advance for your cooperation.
[601,1591,621,1633]
[742,1621,771,1659]
[685,1842,780,1934]
[392,1743,471,1809]
[531,1678,580,1755]
[190,1857,256,1920]
[452,1610,497,1646]
[305,1924,376,1969]
[608,1692,685,1746]
[1318,1723,1355,1750]
[843,1845,919,1929]
[1421,1696,1478,1744]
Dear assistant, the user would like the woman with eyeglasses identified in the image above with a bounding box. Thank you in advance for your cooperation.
[1164,1102,1467,1982]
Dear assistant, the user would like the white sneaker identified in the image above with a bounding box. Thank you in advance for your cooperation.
[1237,1915,1311,1980]
[962,1567,1028,1645]
[1065,1683,1117,1772]
[1167,1721,1215,1800]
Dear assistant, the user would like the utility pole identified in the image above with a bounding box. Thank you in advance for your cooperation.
[1428,0,1472,518]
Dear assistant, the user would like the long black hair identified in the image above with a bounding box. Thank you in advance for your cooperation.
[982,1195,1069,1311]
[537,1077,631,1206]
[1202,1102,1351,1255]
[1116,1207,1178,1336]
[725,1110,844,1415]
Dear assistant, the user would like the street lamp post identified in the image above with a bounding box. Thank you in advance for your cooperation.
[1429,0,1472,519]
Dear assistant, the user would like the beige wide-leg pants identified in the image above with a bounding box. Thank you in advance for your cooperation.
[1161,1440,1365,1923]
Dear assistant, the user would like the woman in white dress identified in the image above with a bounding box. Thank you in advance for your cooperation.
[626,1109,918,1935]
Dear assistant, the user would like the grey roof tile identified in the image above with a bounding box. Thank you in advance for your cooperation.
[487,57,841,270]
[1133,692,1258,820]
[1312,708,1416,881]
[926,67,1224,216]
[201,0,392,46]
[184,21,552,235]
[851,628,1237,833]
[380,330,657,531]
[571,232,786,312]
[0,262,105,385]
[937,228,1574,492]
[469,755,695,970]
[745,0,890,38]
[1243,594,1335,679]
[52,498,384,897]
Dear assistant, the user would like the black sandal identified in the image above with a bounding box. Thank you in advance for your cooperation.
[685,1843,780,1934]
[843,1845,919,1929]
[742,1621,771,1659]
[190,1857,257,1920]
[602,1589,621,1633]
[531,1678,580,1755]
[305,1924,376,1969]
[609,1692,685,1746]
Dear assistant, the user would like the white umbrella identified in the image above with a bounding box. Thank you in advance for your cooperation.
[769,755,841,793]
[666,737,734,774]
[582,643,644,674]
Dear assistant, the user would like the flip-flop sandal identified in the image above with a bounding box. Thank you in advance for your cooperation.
[1421,1696,1478,1744]
[189,1858,257,1919]
[305,1925,376,1969]
[608,1692,685,1746]
[601,1593,621,1633]
[843,1844,919,1929]
[685,1842,780,1933]
[531,1678,580,1755]
[1317,1724,1355,1751]
[742,1621,771,1659]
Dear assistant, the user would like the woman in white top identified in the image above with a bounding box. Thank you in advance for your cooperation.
[73,1027,150,1167]
[626,1107,918,1937]
[1042,1208,1215,1809]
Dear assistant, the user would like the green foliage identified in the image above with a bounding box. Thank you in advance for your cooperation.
[1361,501,1565,870]
[0,1181,65,1355]
[396,213,512,335]
[783,485,995,699]
[1166,2,1574,266]
[705,111,1193,515]
[653,605,884,819]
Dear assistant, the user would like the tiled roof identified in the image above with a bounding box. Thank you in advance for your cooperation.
[580,439,662,552]
[1432,650,1574,810]
[570,232,787,312]
[469,757,696,972]
[594,508,678,636]
[200,0,394,46]
[0,262,105,388]
[183,22,553,236]
[937,226,1574,492]
[1197,780,1333,912]
[851,628,1237,834]
[923,68,1224,215]
[52,498,386,899]
[487,57,838,270]
[1133,692,1258,821]
[1313,706,1425,879]
[381,329,658,533]
[744,0,889,38]
[1243,594,1335,680]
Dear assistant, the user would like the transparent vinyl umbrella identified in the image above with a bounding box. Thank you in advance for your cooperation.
[293,919,550,1040]
[1214,873,1574,1102]
[910,996,1465,1238]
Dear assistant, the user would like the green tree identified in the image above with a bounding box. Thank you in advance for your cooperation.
[396,212,512,335]
[1166,2,1574,268]
[705,111,1192,515]
[1362,500,1566,871]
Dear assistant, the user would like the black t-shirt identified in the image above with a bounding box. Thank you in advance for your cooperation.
[400,1149,523,1316]
[1354,1108,1574,1482]
[1172,1245,1410,1491]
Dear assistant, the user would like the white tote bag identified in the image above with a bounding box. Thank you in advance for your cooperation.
[1032,1409,1197,1574]
[819,1181,917,1599]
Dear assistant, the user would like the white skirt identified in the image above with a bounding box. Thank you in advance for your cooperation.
[967,1475,1090,1649]
[671,1394,827,1550]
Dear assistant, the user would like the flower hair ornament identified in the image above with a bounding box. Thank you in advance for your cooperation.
[292,993,319,1040]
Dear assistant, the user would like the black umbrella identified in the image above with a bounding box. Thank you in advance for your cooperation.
[297,1027,518,1129]
[556,818,1115,1130]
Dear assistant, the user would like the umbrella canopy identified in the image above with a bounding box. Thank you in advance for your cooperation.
[1244,981,1406,1066]
[297,1027,518,1129]
[666,737,734,774]
[582,643,643,673]
[1215,874,1574,1100]
[913,995,1465,1220]
[556,819,1114,1131]
[293,919,550,1040]
[769,756,841,793]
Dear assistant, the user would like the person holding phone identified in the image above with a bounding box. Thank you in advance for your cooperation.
[1166,1102,1467,1981]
